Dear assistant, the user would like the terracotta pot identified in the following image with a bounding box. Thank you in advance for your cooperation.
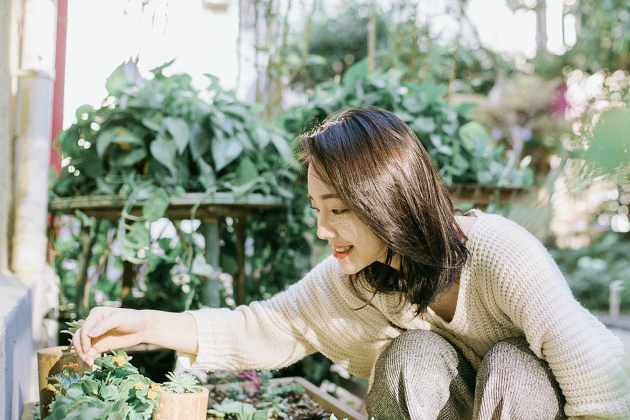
[37,346,90,419]
[153,386,210,420]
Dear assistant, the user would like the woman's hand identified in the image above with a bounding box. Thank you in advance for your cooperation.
[74,307,148,366]
[73,307,198,367]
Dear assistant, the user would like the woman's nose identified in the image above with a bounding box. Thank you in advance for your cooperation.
[317,215,337,240]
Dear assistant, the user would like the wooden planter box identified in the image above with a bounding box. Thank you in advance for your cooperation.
[209,376,367,420]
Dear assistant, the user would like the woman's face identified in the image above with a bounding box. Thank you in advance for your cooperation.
[308,168,388,275]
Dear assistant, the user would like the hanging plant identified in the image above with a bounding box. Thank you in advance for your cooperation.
[52,59,295,200]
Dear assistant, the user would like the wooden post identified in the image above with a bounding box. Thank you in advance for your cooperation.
[202,220,221,308]
[235,217,246,305]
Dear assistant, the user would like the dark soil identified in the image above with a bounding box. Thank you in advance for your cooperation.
[207,382,331,420]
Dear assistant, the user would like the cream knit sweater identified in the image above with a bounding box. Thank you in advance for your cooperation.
[181,211,630,419]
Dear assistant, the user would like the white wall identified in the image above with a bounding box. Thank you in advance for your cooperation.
[0,0,36,417]
[1,0,59,418]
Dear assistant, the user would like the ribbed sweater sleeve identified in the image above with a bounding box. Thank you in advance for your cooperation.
[180,256,401,379]
[484,216,630,419]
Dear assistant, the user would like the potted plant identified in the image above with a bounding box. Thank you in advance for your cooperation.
[153,370,209,420]
[45,350,159,420]
[37,321,90,419]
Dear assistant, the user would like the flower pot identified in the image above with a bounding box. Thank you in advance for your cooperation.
[37,346,90,419]
[153,386,209,420]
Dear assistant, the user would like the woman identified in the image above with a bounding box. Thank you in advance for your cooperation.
[74,107,630,419]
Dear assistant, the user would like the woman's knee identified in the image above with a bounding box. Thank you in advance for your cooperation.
[476,337,566,419]
[378,330,460,373]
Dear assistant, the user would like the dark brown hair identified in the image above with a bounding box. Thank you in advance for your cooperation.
[299,107,468,315]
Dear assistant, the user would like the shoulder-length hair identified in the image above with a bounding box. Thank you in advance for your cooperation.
[298,107,468,315]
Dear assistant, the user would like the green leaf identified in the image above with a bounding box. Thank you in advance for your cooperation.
[341,59,368,88]
[458,121,495,156]
[75,104,94,121]
[141,117,161,132]
[404,96,429,113]
[455,102,478,116]
[191,253,214,277]
[212,133,243,171]
[236,131,255,150]
[105,63,129,96]
[118,148,147,167]
[255,126,271,148]
[233,156,259,187]
[269,131,293,164]
[150,135,179,177]
[304,54,327,65]
[453,153,470,170]
[142,188,169,222]
[410,117,436,133]
[164,117,190,155]
[150,58,176,77]
[96,127,143,158]
[418,77,447,102]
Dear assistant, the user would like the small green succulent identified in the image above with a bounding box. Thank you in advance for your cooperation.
[225,382,247,401]
[207,399,268,420]
[162,370,204,393]
[46,350,160,420]
[60,320,82,352]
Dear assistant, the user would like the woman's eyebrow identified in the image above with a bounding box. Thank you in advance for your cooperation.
[308,193,340,200]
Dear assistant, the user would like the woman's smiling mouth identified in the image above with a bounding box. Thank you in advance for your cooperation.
[331,245,354,259]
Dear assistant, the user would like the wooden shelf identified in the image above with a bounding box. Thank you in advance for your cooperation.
[448,184,531,207]
[49,192,284,221]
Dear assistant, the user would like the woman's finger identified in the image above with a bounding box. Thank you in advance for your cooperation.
[79,307,109,354]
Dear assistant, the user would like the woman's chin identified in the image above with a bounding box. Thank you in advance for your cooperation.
[335,260,363,275]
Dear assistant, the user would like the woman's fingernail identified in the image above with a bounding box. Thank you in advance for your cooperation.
[87,328,97,337]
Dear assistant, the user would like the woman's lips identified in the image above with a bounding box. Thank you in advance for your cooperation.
[332,245,354,259]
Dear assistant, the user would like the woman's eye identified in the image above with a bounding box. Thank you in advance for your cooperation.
[331,209,349,215]
[310,206,320,213]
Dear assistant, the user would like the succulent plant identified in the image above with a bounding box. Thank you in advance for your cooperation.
[161,370,204,393]
[60,320,82,352]
[46,350,159,420]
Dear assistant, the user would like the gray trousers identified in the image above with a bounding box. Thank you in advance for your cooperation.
[365,330,567,420]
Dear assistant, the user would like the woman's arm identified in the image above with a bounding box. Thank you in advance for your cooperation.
[73,307,197,366]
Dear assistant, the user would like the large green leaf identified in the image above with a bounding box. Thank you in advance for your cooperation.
[96,127,143,157]
[269,131,293,164]
[458,121,495,156]
[142,188,169,222]
[164,117,190,155]
[149,135,179,177]
[342,59,368,88]
[410,117,436,133]
[105,63,128,96]
[75,104,94,122]
[118,148,147,167]
[212,132,243,172]
[189,123,210,161]
[231,156,260,196]
[255,126,271,148]
[418,77,448,102]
